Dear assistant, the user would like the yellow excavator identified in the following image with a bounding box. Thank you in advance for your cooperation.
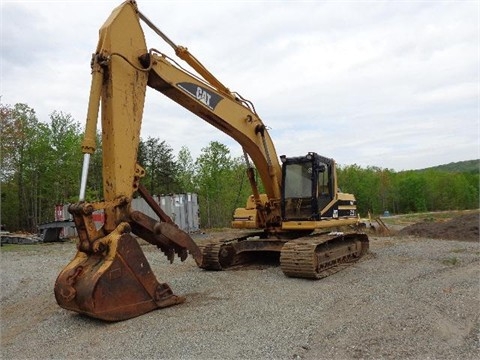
[55,0,369,321]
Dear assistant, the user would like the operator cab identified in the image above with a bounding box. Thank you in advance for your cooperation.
[280,152,335,221]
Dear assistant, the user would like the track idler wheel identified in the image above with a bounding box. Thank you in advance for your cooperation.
[54,227,183,321]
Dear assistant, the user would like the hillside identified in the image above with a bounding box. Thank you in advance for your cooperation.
[419,159,479,174]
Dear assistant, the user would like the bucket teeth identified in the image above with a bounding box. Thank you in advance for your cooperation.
[130,210,202,266]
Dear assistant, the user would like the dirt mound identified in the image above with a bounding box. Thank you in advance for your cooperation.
[397,213,479,241]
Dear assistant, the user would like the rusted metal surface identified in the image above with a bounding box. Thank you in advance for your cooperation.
[55,195,202,321]
[54,230,184,321]
[129,210,202,265]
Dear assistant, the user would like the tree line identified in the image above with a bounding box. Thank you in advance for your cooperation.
[337,164,478,216]
[1,102,478,232]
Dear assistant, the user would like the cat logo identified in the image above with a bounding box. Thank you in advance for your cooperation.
[196,87,211,107]
[177,82,223,110]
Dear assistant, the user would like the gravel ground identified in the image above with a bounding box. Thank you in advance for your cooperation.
[1,233,479,360]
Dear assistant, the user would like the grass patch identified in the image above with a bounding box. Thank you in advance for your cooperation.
[0,244,41,252]
[381,209,480,227]
[441,256,460,266]
[450,248,467,254]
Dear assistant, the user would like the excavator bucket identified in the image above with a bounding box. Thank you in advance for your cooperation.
[54,231,184,321]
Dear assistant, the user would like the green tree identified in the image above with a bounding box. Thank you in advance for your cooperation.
[424,170,479,211]
[1,104,83,231]
[337,164,376,215]
[176,146,196,192]
[378,168,395,213]
[47,111,83,204]
[396,171,428,213]
[1,103,41,230]
[138,137,179,195]
[230,156,254,211]
[464,173,480,208]
[194,141,247,228]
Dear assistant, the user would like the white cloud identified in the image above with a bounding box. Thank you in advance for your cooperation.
[1,0,478,171]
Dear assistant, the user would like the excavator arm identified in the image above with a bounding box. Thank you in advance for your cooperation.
[54,1,205,321]
[55,0,368,321]
[83,0,284,228]
[55,0,284,322]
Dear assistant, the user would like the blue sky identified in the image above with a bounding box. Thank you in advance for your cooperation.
[1,0,478,171]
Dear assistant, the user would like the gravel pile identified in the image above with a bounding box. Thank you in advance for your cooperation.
[1,234,479,359]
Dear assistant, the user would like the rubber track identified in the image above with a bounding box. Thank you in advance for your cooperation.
[280,233,369,279]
